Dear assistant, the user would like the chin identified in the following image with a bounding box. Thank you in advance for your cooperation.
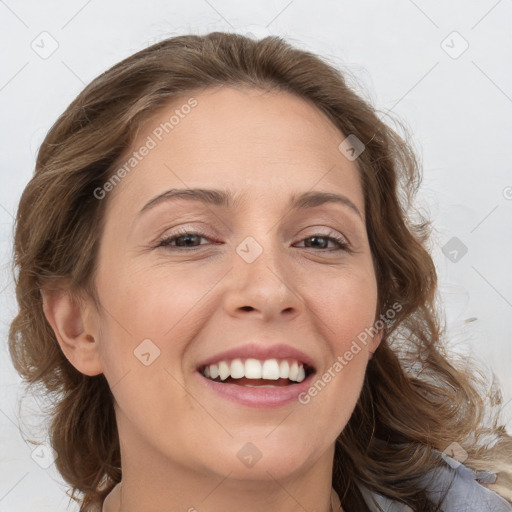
[198,437,320,482]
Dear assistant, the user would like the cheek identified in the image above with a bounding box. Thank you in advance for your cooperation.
[93,261,221,381]
[95,258,201,335]
[299,272,376,433]
[306,263,378,348]
[93,265,199,437]
[334,286,377,352]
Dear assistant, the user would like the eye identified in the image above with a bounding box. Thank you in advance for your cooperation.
[154,229,351,252]
[294,232,351,252]
[156,229,213,249]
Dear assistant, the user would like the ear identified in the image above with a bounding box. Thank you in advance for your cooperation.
[41,285,104,376]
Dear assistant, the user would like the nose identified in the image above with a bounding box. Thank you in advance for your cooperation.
[221,236,303,323]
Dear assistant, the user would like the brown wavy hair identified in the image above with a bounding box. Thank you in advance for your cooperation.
[8,32,512,511]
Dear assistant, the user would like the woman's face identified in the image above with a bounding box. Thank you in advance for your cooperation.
[91,86,382,483]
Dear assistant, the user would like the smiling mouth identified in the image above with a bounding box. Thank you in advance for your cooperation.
[198,358,315,387]
[203,376,312,387]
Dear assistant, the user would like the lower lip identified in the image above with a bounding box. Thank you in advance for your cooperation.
[196,371,315,408]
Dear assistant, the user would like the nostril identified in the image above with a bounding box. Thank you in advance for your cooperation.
[241,306,254,311]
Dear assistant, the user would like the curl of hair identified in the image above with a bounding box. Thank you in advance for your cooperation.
[9,32,512,511]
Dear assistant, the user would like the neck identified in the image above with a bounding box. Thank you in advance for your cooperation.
[108,481,344,512]
[105,428,341,512]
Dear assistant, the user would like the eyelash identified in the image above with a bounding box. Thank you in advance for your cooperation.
[155,228,351,252]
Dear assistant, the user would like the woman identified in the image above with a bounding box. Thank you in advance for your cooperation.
[8,32,512,512]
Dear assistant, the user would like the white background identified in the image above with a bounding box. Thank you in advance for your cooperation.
[0,1,511,510]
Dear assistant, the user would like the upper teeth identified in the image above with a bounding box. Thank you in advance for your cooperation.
[201,358,307,383]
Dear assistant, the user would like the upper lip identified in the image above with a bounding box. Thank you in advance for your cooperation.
[196,343,317,371]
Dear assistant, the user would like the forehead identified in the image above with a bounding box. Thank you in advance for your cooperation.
[105,85,364,217]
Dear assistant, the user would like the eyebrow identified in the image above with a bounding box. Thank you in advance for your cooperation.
[138,188,362,219]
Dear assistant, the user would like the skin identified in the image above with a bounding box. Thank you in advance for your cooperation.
[42,85,382,512]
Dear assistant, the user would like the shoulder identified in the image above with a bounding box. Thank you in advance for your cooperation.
[357,450,512,512]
